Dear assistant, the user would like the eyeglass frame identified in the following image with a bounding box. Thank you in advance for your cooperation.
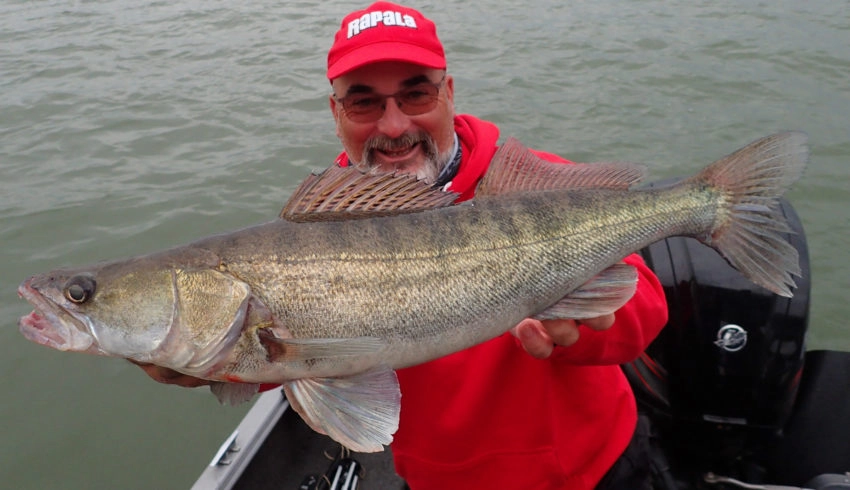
[332,74,448,123]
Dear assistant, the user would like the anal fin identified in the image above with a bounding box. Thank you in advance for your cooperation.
[533,264,638,320]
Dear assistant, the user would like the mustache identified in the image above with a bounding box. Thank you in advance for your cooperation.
[357,131,452,184]
[364,131,437,155]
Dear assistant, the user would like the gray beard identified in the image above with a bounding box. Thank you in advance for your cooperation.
[355,131,453,184]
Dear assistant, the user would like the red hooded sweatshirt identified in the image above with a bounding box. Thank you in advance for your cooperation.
[335,114,667,489]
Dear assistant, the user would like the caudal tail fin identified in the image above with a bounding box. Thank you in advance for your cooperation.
[695,131,809,297]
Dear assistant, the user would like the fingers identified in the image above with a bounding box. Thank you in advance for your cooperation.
[580,313,615,331]
[512,319,554,359]
[512,318,580,359]
[511,313,617,359]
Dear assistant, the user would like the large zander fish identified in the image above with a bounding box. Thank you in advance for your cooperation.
[18,133,807,452]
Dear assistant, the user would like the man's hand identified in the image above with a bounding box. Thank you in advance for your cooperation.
[130,361,211,388]
[511,314,615,359]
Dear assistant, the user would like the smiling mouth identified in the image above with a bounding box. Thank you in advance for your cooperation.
[375,142,419,159]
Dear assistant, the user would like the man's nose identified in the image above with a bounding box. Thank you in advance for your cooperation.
[376,97,411,138]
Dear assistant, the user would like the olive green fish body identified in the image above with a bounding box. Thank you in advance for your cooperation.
[190,185,714,377]
[18,132,808,452]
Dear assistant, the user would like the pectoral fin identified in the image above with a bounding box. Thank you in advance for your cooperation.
[533,264,638,320]
[283,364,401,453]
[257,331,385,363]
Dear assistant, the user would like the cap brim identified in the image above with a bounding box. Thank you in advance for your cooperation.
[327,41,446,80]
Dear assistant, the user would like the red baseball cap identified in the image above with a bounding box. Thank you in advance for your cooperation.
[327,2,446,80]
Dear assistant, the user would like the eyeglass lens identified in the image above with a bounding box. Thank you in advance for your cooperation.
[338,77,444,122]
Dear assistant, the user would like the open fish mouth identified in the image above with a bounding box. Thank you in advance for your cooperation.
[17,281,95,352]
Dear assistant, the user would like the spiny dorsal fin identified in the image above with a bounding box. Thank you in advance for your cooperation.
[476,137,647,197]
[280,165,458,222]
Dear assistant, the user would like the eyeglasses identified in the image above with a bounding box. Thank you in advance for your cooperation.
[333,75,446,123]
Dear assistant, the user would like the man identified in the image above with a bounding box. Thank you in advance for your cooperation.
[140,2,668,488]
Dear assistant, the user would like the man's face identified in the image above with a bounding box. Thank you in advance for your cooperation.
[330,61,455,183]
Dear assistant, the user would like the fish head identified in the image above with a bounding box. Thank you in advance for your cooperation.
[19,269,106,355]
[18,254,254,376]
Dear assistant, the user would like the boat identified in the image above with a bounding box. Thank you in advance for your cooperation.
[193,197,850,489]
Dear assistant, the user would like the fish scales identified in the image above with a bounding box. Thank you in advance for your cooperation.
[17,132,808,452]
[188,184,716,370]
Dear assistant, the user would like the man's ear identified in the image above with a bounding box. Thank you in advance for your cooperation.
[329,94,342,138]
[445,75,456,114]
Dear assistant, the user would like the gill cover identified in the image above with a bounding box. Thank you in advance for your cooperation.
[59,266,251,372]
[164,268,252,372]
[66,268,176,357]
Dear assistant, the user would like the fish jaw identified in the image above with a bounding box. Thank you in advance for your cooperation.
[17,280,102,354]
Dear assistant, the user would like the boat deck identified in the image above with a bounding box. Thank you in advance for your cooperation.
[195,389,405,489]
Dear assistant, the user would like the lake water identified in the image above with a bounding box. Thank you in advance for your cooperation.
[1,1,848,488]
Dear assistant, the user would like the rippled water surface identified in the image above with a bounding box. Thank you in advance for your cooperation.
[2,1,848,488]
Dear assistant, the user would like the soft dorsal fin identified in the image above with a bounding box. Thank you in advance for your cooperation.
[476,137,647,197]
[280,165,458,222]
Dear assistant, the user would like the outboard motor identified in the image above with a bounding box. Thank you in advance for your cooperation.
[626,196,815,487]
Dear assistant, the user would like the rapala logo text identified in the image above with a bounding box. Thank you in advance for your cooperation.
[348,11,417,38]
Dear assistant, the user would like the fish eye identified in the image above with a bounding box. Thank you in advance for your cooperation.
[64,275,97,304]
